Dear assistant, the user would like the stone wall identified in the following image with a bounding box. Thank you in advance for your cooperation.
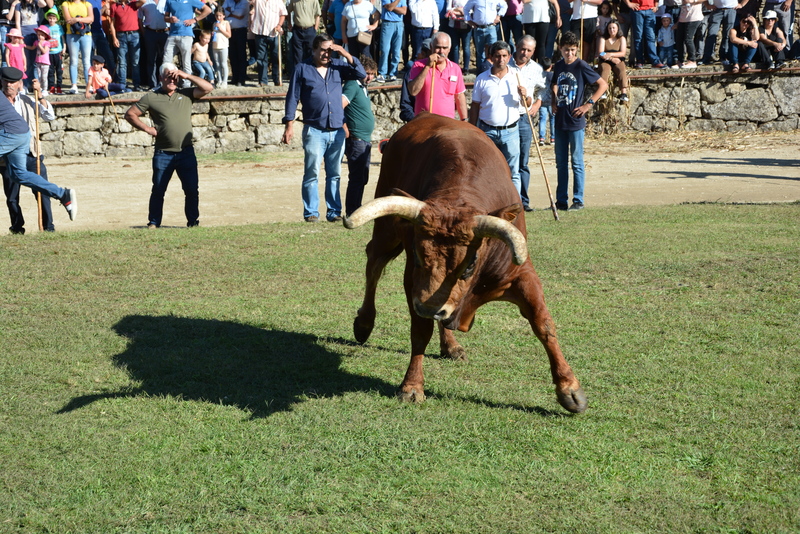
[41,70,800,158]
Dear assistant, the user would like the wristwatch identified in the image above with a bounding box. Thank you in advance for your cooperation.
[587,99,595,106]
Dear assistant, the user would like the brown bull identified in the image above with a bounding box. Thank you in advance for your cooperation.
[344,113,587,414]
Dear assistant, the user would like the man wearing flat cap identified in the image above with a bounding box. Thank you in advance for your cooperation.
[0,67,77,230]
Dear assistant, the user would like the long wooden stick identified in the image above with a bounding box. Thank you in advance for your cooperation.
[429,62,435,111]
[579,0,585,60]
[516,72,559,221]
[34,88,43,231]
[277,31,282,86]
[107,87,121,127]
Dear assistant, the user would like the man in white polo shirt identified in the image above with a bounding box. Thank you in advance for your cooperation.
[469,40,531,199]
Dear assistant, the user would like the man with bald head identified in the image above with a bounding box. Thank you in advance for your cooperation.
[407,31,468,120]
[511,35,545,211]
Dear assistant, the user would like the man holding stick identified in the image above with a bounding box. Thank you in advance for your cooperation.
[407,31,467,119]
[510,35,545,212]
[124,63,214,228]
[250,0,287,87]
[0,67,77,230]
[0,69,59,233]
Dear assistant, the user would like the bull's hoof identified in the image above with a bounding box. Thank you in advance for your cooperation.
[353,316,373,344]
[556,385,588,414]
[441,345,467,362]
[397,388,426,403]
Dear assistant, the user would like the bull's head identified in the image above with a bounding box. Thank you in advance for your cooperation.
[344,193,528,330]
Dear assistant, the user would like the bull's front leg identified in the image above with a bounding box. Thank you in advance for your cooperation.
[438,322,467,361]
[354,229,403,344]
[398,313,434,403]
[511,268,588,414]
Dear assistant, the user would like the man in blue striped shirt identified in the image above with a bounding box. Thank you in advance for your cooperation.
[282,33,366,223]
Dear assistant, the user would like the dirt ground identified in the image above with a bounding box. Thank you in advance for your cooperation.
[7,130,800,234]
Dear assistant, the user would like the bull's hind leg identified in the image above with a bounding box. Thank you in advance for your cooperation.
[511,269,588,414]
[354,221,403,344]
[438,322,467,361]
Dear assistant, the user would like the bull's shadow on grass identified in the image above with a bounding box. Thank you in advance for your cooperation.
[58,315,395,418]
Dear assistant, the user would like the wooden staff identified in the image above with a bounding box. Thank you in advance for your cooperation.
[106,86,121,127]
[429,61,435,111]
[277,30,283,86]
[515,72,559,221]
[498,19,505,42]
[34,88,43,231]
[579,0,585,60]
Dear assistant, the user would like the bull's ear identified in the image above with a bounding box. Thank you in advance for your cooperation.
[490,203,523,222]
[391,188,419,200]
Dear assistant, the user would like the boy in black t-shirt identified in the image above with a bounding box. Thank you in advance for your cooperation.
[550,31,607,211]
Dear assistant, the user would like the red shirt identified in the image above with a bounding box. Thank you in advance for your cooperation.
[110,0,141,32]
[633,0,656,10]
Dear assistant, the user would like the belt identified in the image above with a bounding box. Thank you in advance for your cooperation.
[145,27,168,32]
[294,24,315,30]
[481,120,518,130]
[474,23,496,28]
[118,30,137,34]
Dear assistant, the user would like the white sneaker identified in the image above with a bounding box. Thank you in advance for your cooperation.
[61,188,77,221]
[41,90,49,96]
[67,85,78,94]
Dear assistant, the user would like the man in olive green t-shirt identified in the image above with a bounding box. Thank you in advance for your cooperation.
[125,63,213,229]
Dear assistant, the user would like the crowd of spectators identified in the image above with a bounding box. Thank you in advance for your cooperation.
[0,0,795,96]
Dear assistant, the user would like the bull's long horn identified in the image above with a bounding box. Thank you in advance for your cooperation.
[473,215,528,265]
[343,196,426,229]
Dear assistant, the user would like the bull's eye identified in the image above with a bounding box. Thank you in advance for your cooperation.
[460,254,477,280]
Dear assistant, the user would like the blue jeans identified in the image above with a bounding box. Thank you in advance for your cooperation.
[449,26,471,72]
[344,137,371,216]
[66,33,92,87]
[538,105,554,142]
[517,115,533,208]
[410,26,433,60]
[149,145,199,227]
[632,10,660,65]
[658,44,676,66]
[0,130,65,200]
[479,121,521,199]
[702,7,736,63]
[254,34,279,85]
[193,60,215,82]
[379,21,403,77]
[554,127,585,207]
[116,30,140,87]
[301,125,345,220]
[473,25,497,73]
[93,31,116,81]
[729,44,757,65]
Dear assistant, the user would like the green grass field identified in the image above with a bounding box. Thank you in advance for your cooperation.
[1,204,798,533]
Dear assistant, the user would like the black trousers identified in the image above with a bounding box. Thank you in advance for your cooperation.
[344,137,371,217]
[2,153,54,233]
[230,27,249,85]
[292,26,317,70]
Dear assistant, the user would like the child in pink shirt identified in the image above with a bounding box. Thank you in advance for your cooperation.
[4,28,27,81]
[31,26,52,96]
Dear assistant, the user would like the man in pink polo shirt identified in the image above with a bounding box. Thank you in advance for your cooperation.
[407,31,468,120]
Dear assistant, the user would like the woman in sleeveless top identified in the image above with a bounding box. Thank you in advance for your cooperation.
[596,21,628,102]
